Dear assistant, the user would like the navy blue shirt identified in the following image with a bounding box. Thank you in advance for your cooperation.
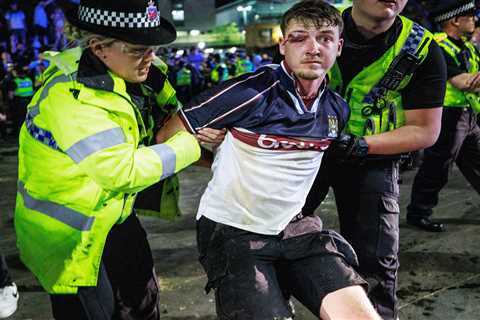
[180,63,350,147]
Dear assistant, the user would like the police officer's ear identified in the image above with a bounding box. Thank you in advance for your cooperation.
[451,17,461,28]
[88,38,108,60]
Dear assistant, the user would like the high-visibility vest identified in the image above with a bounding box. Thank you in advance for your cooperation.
[15,47,200,294]
[235,58,254,76]
[434,32,480,112]
[329,16,432,136]
[13,76,34,97]
[176,67,192,86]
[211,63,229,83]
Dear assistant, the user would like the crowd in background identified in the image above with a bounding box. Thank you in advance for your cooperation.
[0,0,479,141]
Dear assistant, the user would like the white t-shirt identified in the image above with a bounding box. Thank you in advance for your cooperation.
[197,129,324,235]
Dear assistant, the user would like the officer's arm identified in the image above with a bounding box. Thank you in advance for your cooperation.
[449,72,480,92]
[156,114,217,167]
[156,114,186,143]
[364,107,442,155]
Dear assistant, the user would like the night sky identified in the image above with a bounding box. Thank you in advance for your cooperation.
[215,0,237,8]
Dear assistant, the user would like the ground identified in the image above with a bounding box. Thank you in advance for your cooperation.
[1,140,479,319]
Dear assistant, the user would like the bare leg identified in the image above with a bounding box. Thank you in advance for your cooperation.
[320,285,381,320]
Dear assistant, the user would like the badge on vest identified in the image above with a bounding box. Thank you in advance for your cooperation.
[328,115,338,138]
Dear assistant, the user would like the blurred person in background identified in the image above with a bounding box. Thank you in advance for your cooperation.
[4,1,26,53]
[33,0,55,47]
[7,63,33,137]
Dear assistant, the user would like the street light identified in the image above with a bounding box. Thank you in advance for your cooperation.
[237,5,252,27]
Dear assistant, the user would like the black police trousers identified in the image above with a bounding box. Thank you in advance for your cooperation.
[408,107,480,218]
[303,156,400,320]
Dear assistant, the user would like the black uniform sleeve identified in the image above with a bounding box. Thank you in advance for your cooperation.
[443,52,465,79]
[402,41,447,110]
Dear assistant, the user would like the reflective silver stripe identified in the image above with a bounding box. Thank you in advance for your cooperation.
[149,144,176,179]
[18,182,94,231]
[29,105,40,117]
[32,73,77,112]
[66,127,126,163]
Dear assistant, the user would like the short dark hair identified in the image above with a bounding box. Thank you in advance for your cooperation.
[280,0,343,36]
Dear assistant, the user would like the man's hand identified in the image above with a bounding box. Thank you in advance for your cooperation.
[329,133,369,164]
[196,128,227,147]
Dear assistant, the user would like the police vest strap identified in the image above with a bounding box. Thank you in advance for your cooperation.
[364,23,427,105]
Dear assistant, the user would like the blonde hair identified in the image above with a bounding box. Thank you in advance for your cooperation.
[64,22,117,49]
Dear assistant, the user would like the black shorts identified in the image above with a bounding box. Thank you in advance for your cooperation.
[197,215,368,319]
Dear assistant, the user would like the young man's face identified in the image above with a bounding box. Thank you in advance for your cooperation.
[279,19,343,81]
[353,0,408,21]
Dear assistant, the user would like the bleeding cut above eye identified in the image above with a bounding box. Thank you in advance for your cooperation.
[286,33,307,42]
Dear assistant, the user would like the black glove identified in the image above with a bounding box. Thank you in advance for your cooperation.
[328,133,369,164]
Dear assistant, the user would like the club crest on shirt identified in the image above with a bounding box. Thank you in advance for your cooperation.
[328,115,338,138]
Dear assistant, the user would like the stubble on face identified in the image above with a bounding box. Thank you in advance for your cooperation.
[294,70,322,80]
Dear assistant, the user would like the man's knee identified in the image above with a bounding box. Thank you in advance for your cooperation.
[320,285,381,320]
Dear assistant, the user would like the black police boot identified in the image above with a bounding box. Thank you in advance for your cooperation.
[407,217,446,232]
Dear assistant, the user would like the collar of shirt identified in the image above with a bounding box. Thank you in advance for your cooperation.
[280,60,326,105]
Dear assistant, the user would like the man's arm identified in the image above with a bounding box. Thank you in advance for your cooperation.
[449,72,480,92]
[364,107,442,155]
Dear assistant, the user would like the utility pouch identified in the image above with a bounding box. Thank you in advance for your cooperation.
[466,93,480,114]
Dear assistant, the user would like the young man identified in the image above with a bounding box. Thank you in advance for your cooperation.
[407,0,480,232]
[302,0,447,319]
[158,1,380,319]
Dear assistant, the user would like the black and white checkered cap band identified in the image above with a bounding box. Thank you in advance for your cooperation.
[78,6,161,29]
[434,2,476,23]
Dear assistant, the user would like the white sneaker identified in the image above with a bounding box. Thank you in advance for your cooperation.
[0,282,18,318]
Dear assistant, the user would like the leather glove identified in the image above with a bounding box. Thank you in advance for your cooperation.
[328,133,369,164]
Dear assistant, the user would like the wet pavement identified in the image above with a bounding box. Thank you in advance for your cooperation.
[1,140,479,319]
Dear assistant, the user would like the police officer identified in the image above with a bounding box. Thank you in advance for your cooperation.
[210,53,229,85]
[235,50,254,76]
[174,59,193,103]
[8,64,33,136]
[14,0,203,318]
[407,0,480,232]
[303,0,447,319]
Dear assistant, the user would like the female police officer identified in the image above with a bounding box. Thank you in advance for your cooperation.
[14,0,201,318]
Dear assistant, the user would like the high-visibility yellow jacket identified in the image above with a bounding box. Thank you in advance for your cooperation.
[329,15,432,136]
[15,47,200,294]
[434,32,480,112]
